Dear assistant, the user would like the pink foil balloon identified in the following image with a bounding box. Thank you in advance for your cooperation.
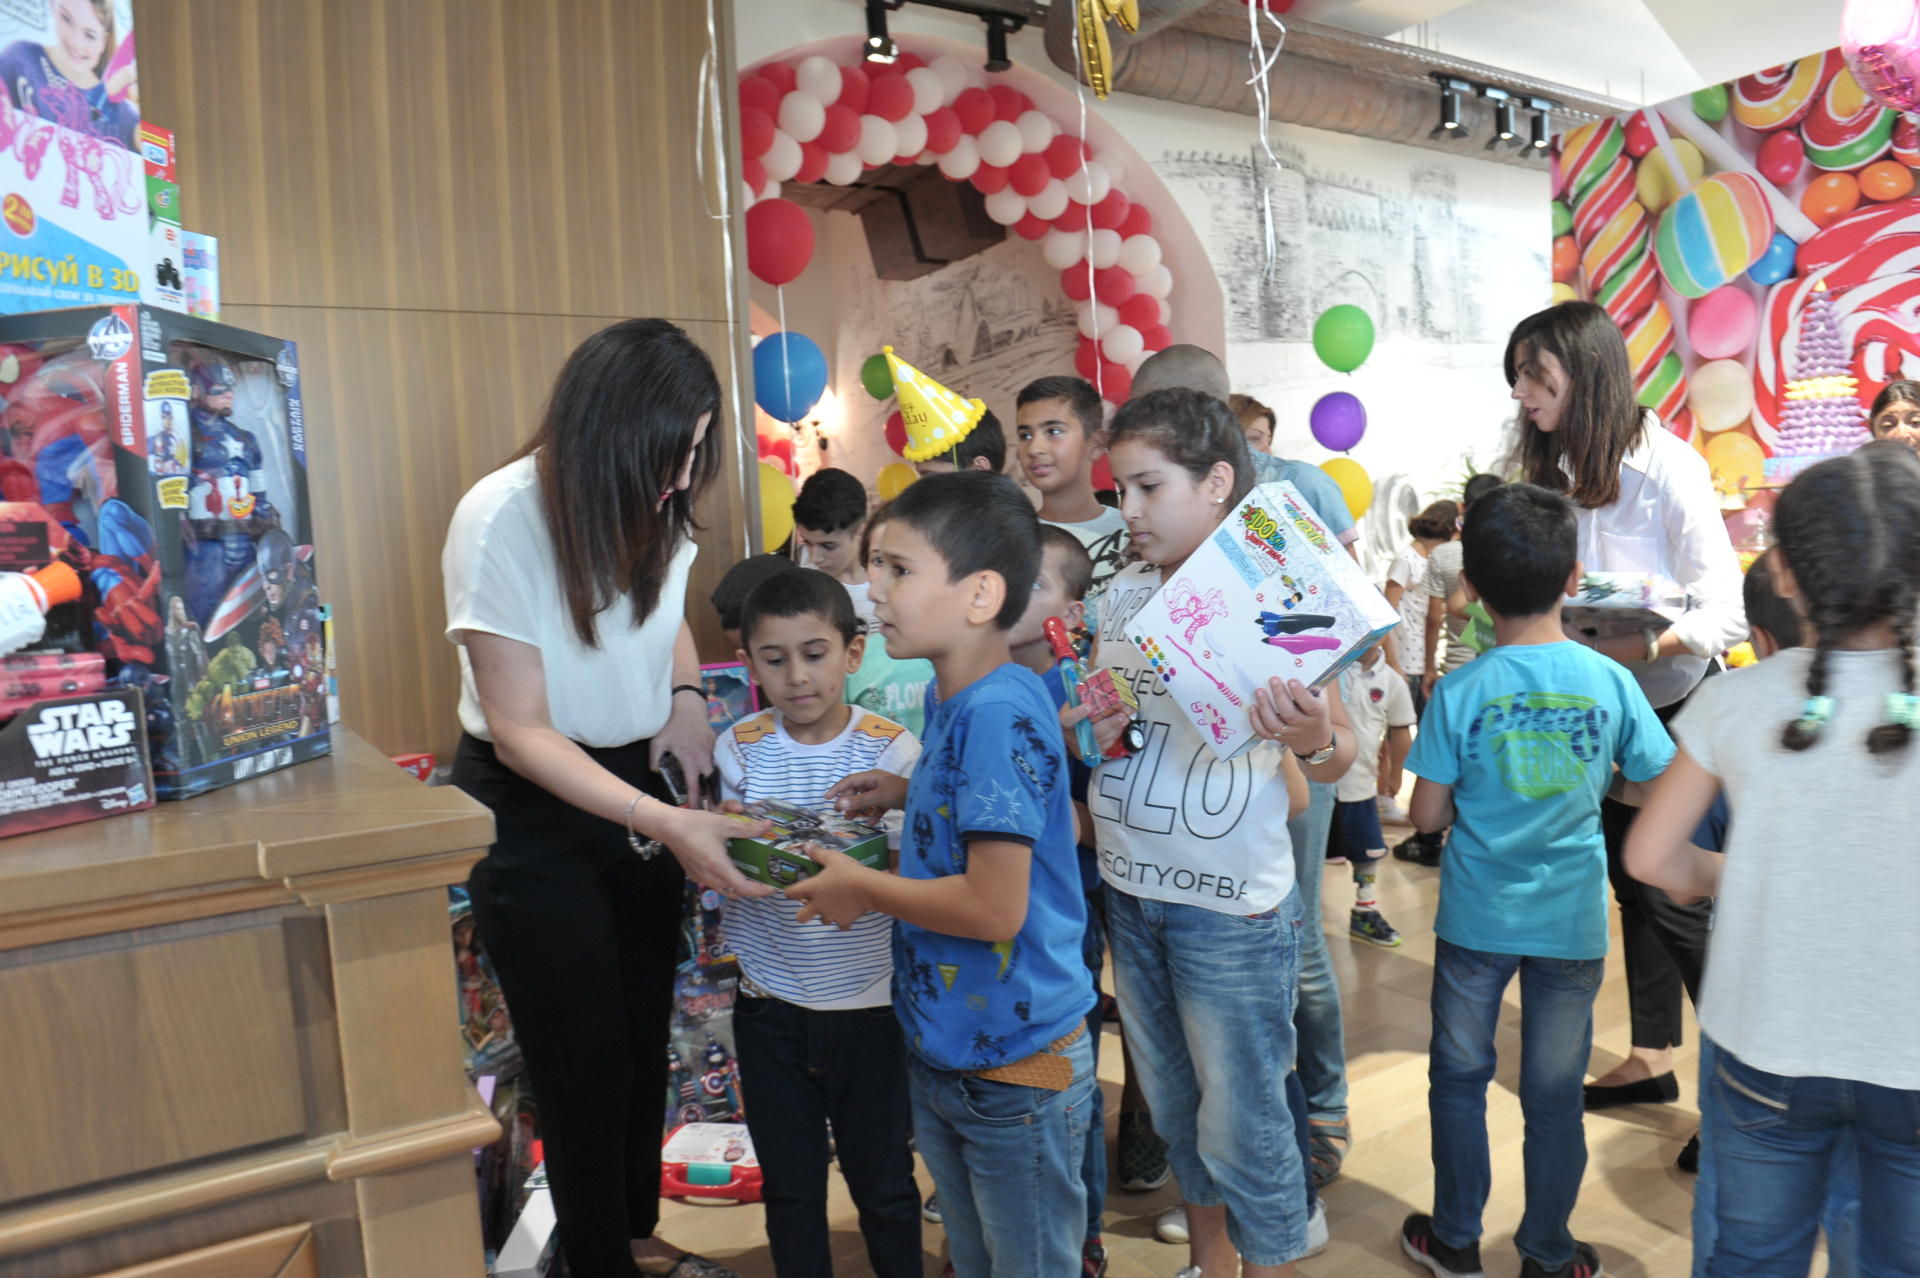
[1843,0,1920,113]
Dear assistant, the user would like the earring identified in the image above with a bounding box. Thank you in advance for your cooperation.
[1213,497,1224,504]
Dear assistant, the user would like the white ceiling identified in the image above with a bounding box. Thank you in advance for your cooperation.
[1289,0,1846,106]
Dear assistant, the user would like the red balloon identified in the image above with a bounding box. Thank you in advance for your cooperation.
[1623,110,1656,158]
[868,72,915,123]
[1015,213,1052,240]
[1118,203,1154,239]
[1061,265,1094,302]
[836,65,870,113]
[740,76,781,120]
[953,88,994,134]
[1090,454,1114,491]
[1094,265,1136,306]
[972,163,1011,194]
[746,198,815,285]
[741,108,776,158]
[1010,154,1050,197]
[1045,135,1091,179]
[1089,190,1131,231]
[895,52,926,72]
[885,411,908,455]
[1074,337,1100,380]
[1053,205,1094,233]
[793,141,828,184]
[924,107,962,154]
[1758,130,1805,186]
[759,62,797,95]
[819,104,861,153]
[742,155,767,195]
[988,84,1027,122]
[1094,361,1133,404]
[1118,294,1159,330]
[1141,323,1173,351]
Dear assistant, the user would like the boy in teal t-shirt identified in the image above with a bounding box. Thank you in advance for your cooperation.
[1401,484,1671,1278]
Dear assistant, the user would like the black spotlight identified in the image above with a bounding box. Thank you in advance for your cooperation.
[984,13,1015,72]
[1431,76,1469,139]
[1479,87,1518,148]
[864,0,898,64]
[1528,98,1558,151]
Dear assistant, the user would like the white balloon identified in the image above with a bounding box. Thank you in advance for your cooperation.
[1101,325,1145,364]
[892,113,928,159]
[915,149,936,165]
[824,148,863,185]
[930,55,969,104]
[964,64,990,90]
[984,187,1028,226]
[758,172,783,203]
[1118,233,1163,277]
[1077,302,1120,340]
[741,179,760,211]
[1042,228,1087,271]
[1125,351,1149,375]
[856,114,899,167]
[1140,264,1173,298]
[778,91,826,144]
[937,135,981,180]
[906,67,945,116]
[1028,178,1069,221]
[1063,160,1112,206]
[1096,148,1128,186]
[763,130,803,182]
[796,55,841,104]
[1088,228,1123,270]
[1157,297,1172,325]
[1016,110,1056,153]
[978,120,1023,168]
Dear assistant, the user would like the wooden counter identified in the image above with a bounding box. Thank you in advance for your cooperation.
[0,732,499,1278]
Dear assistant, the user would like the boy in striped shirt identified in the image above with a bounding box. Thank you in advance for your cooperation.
[715,567,922,1278]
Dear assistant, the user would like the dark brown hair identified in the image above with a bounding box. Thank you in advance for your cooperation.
[1038,524,1095,602]
[1871,379,1920,427]
[1408,499,1459,542]
[1108,388,1257,507]
[512,319,722,647]
[1018,376,1104,438]
[1505,301,1647,509]
[1227,393,1276,434]
[1774,441,1920,755]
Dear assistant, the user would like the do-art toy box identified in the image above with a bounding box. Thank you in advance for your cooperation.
[1126,481,1400,760]
[0,304,327,798]
[726,798,887,887]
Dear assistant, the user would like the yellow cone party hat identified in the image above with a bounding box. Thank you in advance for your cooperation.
[885,346,987,463]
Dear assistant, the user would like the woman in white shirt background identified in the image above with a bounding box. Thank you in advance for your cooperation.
[1504,302,1747,1155]
[443,319,771,1278]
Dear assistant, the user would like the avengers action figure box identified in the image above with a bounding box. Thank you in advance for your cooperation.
[0,304,327,798]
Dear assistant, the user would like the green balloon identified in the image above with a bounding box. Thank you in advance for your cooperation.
[1551,200,1573,238]
[860,352,894,400]
[1312,304,1375,373]
[1692,83,1730,124]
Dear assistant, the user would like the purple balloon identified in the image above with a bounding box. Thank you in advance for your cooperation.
[1310,391,1367,452]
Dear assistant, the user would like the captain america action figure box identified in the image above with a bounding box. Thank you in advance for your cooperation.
[0,304,327,798]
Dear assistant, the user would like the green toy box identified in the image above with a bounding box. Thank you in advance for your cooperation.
[727,799,888,888]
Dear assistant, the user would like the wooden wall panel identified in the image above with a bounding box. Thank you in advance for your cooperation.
[139,1,756,763]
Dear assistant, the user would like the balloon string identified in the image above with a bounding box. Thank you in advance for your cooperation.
[1247,0,1287,280]
[699,0,755,559]
[777,284,794,444]
[1070,18,1104,396]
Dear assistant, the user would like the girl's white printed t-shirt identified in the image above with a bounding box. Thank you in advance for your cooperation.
[1089,561,1297,914]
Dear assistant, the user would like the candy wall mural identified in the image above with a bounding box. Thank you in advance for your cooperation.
[1550,46,1919,513]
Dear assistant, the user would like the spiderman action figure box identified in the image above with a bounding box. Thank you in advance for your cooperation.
[0,304,327,798]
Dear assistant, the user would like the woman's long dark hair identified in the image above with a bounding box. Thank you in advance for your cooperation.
[1504,301,1647,509]
[512,319,723,647]
[1774,441,1920,755]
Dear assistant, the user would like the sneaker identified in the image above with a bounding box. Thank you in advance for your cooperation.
[1083,1239,1109,1278]
[1117,1111,1171,1191]
[1677,1131,1700,1174]
[1172,1269,1202,1278]
[1401,1213,1484,1278]
[1351,907,1404,948]
[1392,833,1442,868]
[1378,796,1411,825]
[1518,1241,1605,1278]
[1156,1205,1190,1245]
[922,1190,942,1224]
[1305,1197,1329,1257]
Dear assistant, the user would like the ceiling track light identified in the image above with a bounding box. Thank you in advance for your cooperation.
[1527,97,1560,151]
[983,13,1020,72]
[1431,75,1471,139]
[1479,85,1520,149]
[865,0,898,64]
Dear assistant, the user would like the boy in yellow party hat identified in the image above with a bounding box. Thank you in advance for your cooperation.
[884,346,1007,477]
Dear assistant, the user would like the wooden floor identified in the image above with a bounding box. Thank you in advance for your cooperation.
[655,816,1735,1277]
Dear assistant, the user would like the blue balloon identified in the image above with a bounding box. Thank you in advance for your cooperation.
[753,331,828,423]
[1748,232,1797,287]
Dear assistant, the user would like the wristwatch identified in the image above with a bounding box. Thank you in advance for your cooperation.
[1104,717,1148,759]
[1296,739,1338,766]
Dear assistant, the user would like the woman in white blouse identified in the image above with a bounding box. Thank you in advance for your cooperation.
[1504,302,1746,1146]
[443,320,771,1278]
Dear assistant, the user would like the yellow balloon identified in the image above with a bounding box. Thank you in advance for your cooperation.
[877,461,918,500]
[758,461,796,552]
[1703,429,1766,497]
[1550,282,1579,305]
[1320,456,1373,520]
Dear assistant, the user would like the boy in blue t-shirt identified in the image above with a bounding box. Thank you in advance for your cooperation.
[787,471,1095,1278]
[1401,484,1673,1278]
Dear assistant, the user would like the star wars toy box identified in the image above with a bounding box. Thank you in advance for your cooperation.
[0,304,327,799]
[1125,481,1400,761]
[0,686,151,837]
[725,797,888,887]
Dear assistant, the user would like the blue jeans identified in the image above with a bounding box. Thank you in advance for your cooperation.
[1288,779,1348,1123]
[1428,938,1602,1270]
[1106,885,1310,1266]
[1081,885,1109,1243]
[1692,1038,1918,1278]
[909,1028,1097,1278]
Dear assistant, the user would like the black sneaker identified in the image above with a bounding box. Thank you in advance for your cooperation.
[1401,1214,1484,1278]
[1677,1132,1699,1173]
[1392,833,1443,867]
[1082,1238,1109,1278]
[1519,1241,1605,1278]
[1116,1111,1171,1191]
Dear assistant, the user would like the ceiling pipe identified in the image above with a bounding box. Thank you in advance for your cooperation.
[1042,0,1634,170]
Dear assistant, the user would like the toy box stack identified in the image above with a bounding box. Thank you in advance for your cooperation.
[0,304,327,799]
[1126,481,1400,760]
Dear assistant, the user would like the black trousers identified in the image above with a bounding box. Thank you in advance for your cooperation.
[455,733,686,1278]
[733,996,922,1278]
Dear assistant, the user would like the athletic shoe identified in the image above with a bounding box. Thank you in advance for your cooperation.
[1156,1205,1190,1245]
[1351,907,1404,948]
[1377,796,1411,825]
[1401,1213,1484,1278]
[1305,1197,1329,1257]
[1083,1239,1109,1278]
[1117,1111,1171,1191]
[1518,1241,1606,1278]
[922,1190,942,1224]
[1677,1132,1699,1173]
[1172,1269,1201,1278]
[1392,833,1442,867]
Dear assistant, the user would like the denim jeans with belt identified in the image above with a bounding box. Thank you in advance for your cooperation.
[1106,884,1311,1266]
[1427,937,1603,1271]
[1287,779,1348,1123]
[1693,1037,1916,1278]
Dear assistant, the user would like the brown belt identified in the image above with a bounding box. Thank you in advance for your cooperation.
[966,1023,1085,1092]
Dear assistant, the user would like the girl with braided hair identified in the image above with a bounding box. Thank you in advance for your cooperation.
[1626,440,1920,1277]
